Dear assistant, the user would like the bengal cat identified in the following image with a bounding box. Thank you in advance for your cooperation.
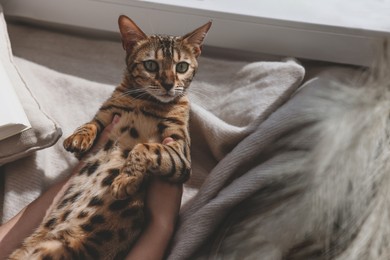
[8,15,211,260]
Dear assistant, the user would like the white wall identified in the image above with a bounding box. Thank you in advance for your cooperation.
[2,0,390,65]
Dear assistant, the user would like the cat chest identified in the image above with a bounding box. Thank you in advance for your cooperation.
[110,110,165,147]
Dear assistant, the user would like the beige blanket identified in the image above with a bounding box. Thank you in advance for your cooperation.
[1,23,304,239]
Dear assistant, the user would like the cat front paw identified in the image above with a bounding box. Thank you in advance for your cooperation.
[63,124,98,154]
[111,173,143,200]
[111,151,148,199]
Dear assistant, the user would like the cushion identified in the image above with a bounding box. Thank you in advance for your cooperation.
[0,5,62,165]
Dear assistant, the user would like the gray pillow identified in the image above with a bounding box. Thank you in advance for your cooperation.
[0,6,62,165]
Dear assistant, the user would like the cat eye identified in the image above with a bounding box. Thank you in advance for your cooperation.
[176,62,189,73]
[143,60,159,72]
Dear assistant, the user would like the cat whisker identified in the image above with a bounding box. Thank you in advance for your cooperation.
[188,89,215,101]
[111,88,147,102]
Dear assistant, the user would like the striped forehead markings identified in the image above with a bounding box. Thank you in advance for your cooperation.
[155,35,179,58]
[156,49,164,60]
[173,47,181,61]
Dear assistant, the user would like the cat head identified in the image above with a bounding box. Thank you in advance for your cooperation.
[118,15,211,103]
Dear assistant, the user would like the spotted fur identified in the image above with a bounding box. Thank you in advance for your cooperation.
[9,15,211,260]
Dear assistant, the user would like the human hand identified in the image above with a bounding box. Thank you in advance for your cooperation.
[145,177,183,232]
[123,137,183,260]
[145,137,183,232]
[125,171,182,260]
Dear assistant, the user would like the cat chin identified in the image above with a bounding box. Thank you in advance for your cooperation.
[155,94,177,103]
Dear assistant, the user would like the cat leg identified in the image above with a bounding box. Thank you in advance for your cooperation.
[110,142,190,200]
[8,240,71,260]
[147,142,191,183]
[7,228,50,260]
[110,146,148,200]
[63,122,101,156]
[7,247,29,260]
[63,95,126,156]
[30,240,70,260]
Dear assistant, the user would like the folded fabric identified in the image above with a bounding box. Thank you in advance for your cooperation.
[1,58,113,223]
[185,58,304,203]
[0,6,62,166]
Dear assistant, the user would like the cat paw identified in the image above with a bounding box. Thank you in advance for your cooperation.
[110,148,148,199]
[111,174,143,200]
[63,124,97,154]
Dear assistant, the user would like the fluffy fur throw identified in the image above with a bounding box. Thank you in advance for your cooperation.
[181,48,390,259]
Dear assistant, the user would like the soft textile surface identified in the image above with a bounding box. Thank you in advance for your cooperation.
[0,6,62,165]
[0,23,305,224]
[175,66,390,259]
[3,19,390,260]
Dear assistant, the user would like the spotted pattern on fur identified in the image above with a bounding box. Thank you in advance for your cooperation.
[9,15,211,260]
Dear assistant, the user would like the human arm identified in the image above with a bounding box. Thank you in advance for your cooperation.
[0,115,120,259]
[0,177,69,259]
[125,137,183,260]
[126,177,182,260]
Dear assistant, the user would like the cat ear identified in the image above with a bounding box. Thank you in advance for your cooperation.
[118,15,148,53]
[182,21,212,57]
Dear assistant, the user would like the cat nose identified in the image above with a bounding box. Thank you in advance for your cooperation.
[161,83,174,91]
